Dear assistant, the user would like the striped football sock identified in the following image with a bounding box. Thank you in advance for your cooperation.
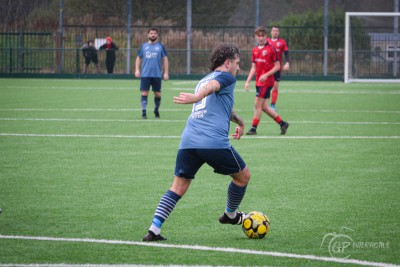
[225,181,247,219]
[149,190,181,235]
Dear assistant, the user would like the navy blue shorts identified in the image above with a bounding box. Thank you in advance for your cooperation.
[174,147,247,179]
[140,77,162,92]
[256,86,273,99]
[274,71,281,82]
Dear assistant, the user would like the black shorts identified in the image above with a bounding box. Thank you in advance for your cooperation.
[85,56,99,65]
[140,77,162,92]
[174,147,246,179]
[256,86,273,99]
[274,71,281,82]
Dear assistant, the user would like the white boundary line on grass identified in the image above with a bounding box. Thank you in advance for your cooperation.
[1,117,400,125]
[1,133,400,139]
[0,266,198,267]
[0,108,190,112]
[3,85,400,94]
[0,235,398,267]
[1,108,400,114]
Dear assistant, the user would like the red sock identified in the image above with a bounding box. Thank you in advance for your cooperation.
[274,116,282,124]
[252,118,260,128]
[271,89,278,105]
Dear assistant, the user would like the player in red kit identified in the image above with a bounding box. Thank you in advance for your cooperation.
[245,26,289,135]
[266,26,290,111]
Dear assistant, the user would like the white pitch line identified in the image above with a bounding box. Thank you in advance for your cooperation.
[288,109,400,114]
[2,85,400,94]
[0,235,398,267]
[0,108,399,114]
[1,86,133,91]
[294,121,400,125]
[0,133,182,139]
[0,108,190,112]
[0,118,400,125]
[1,118,400,125]
[0,118,186,123]
[0,133,399,139]
[281,89,400,95]
[247,136,400,139]
[1,266,243,267]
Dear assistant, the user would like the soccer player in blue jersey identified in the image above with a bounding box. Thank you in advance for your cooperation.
[143,43,249,241]
[135,28,169,119]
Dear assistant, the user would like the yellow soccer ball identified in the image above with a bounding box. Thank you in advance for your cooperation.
[242,211,270,239]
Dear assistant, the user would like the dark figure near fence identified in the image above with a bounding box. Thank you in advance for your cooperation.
[82,40,100,73]
[99,36,119,74]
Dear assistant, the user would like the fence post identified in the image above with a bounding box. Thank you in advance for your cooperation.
[76,48,80,73]
[18,30,23,72]
[58,0,64,73]
[9,48,12,73]
[186,0,192,75]
[126,0,132,74]
[323,0,329,76]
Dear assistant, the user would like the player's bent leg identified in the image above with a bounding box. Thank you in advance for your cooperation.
[218,167,250,225]
[262,101,278,119]
[247,98,264,135]
[143,189,181,242]
[271,81,279,110]
[170,175,192,196]
[143,176,190,242]
[231,166,251,187]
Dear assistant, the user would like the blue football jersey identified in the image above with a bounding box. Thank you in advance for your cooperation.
[137,42,168,78]
[179,71,237,149]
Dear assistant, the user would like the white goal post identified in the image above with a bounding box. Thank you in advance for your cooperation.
[344,12,400,83]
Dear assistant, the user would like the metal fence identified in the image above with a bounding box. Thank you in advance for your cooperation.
[0,25,366,78]
[0,47,345,77]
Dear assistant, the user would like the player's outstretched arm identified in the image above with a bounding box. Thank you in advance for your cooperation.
[173,80,220,104]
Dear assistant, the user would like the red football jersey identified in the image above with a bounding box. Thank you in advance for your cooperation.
[251,43,279,87]
[266,38,289,70]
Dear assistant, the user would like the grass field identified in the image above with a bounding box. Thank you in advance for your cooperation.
[0,78,399,267]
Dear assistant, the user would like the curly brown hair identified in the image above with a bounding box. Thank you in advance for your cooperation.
[209,43,240,71]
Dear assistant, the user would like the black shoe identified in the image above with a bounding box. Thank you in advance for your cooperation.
[219,212,246,225]
[142,230,167,242]
[246,127,257,135]
[280,121,289,135]
[154,110,160,119]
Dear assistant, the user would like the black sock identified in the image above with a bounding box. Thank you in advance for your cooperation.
[154,96,161,112]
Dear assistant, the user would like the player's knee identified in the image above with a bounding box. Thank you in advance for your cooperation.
[243,168,251,184]
[234,167,251,187]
